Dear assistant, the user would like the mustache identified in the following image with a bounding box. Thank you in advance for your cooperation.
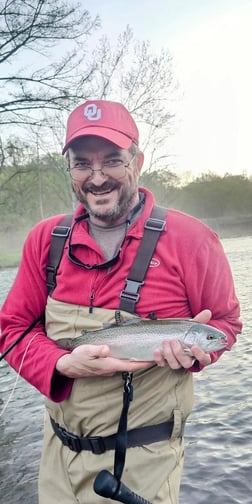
[83,181,120,193]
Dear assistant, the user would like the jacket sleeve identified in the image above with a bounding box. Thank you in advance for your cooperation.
[0,219,73,401]
[184,228,242,371]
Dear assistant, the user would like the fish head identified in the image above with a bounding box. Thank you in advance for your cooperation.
[183,323,228,352]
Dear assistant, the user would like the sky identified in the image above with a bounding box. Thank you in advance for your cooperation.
[84,0,252,177]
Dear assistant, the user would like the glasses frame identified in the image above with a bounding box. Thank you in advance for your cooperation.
[67,154,137,182]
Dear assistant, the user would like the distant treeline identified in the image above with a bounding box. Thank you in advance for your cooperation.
[140,169,252,216]
[141,170,252,237]
[1,146,252,238]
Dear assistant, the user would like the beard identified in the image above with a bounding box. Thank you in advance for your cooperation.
[73,179,138,224]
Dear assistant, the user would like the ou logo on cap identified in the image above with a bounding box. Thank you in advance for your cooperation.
[84,104,102,121]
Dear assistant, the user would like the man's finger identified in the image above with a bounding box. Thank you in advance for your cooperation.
[193,309,212,324]
[73,344,110,359]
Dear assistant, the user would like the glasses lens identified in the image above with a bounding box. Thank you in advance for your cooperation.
[68,155,135,181]
[69,165,126,181]
[69,168,91,181]
[102,165,126,179]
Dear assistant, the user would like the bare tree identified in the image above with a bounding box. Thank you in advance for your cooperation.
[89,27,178,171]
[0,2,177,173]
[0,0,100,126]
[9,24,178,171]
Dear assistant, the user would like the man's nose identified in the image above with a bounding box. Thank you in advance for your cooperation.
[89,166,107,183]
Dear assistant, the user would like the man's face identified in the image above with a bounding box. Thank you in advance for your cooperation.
[67,136,143,225]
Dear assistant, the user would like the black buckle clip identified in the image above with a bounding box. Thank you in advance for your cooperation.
[87,436,106,454]
[51,225,71,238]
[120,279,144,303]
[60,428,82,453]
[144,217,166,232]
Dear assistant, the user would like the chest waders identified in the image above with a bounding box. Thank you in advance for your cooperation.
[2,205,187,504]
[46,205,167,504]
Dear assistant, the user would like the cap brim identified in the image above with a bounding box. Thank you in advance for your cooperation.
[62,126,133,154]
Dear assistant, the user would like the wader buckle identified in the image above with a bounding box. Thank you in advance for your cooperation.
[120,279,144,303]
[51,418,107,454]
[87,436,106,454]
[58,426,82,453]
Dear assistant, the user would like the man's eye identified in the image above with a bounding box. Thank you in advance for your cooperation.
[75,162,90,170]
[105,159,123,167]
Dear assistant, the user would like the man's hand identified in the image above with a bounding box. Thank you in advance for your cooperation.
[153,309,212,370]
[56,344,151,378]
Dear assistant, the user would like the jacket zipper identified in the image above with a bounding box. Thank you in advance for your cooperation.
[88,265,116,313]
[89,290,95,313]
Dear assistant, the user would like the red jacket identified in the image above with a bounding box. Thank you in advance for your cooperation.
[0,188,241,401]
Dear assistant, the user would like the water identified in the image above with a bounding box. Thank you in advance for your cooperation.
[0,236,251,503]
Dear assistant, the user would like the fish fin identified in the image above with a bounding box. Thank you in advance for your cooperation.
[102,318,141,330]
[103,322,119,329]
[183,346,193,356]
[121,318,141,326]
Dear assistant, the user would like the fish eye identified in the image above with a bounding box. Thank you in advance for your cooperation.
[206,334,215,340]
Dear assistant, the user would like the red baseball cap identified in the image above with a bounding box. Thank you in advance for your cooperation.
[62,100,139,154]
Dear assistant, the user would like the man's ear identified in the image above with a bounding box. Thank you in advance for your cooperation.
[136,151,144,174]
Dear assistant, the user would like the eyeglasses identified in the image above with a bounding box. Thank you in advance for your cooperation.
[67,192,145,270]
[67,154,136,182]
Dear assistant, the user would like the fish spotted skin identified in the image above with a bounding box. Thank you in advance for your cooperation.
[56,318,228,361]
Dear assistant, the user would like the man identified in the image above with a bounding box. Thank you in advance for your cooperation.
[0,100,241,503]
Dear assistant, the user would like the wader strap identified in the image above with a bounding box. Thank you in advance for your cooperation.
[94,372,153,503]
[119,206,167,314]
[49,416,183,454]
[113,372,133,481]
[46,214,73,295]
[46,206,167,308]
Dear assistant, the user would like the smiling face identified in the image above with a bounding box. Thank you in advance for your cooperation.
[67,136,144,226]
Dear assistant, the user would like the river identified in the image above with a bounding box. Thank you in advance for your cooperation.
[0,236,251,504]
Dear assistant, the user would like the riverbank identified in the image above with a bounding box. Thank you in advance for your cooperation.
[0,251,21,268]
[202,214,252,238]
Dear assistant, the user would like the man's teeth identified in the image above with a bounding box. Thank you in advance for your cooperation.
[91,189,112,195]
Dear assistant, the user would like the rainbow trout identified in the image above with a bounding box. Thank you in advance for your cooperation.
[56,317,227,361]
